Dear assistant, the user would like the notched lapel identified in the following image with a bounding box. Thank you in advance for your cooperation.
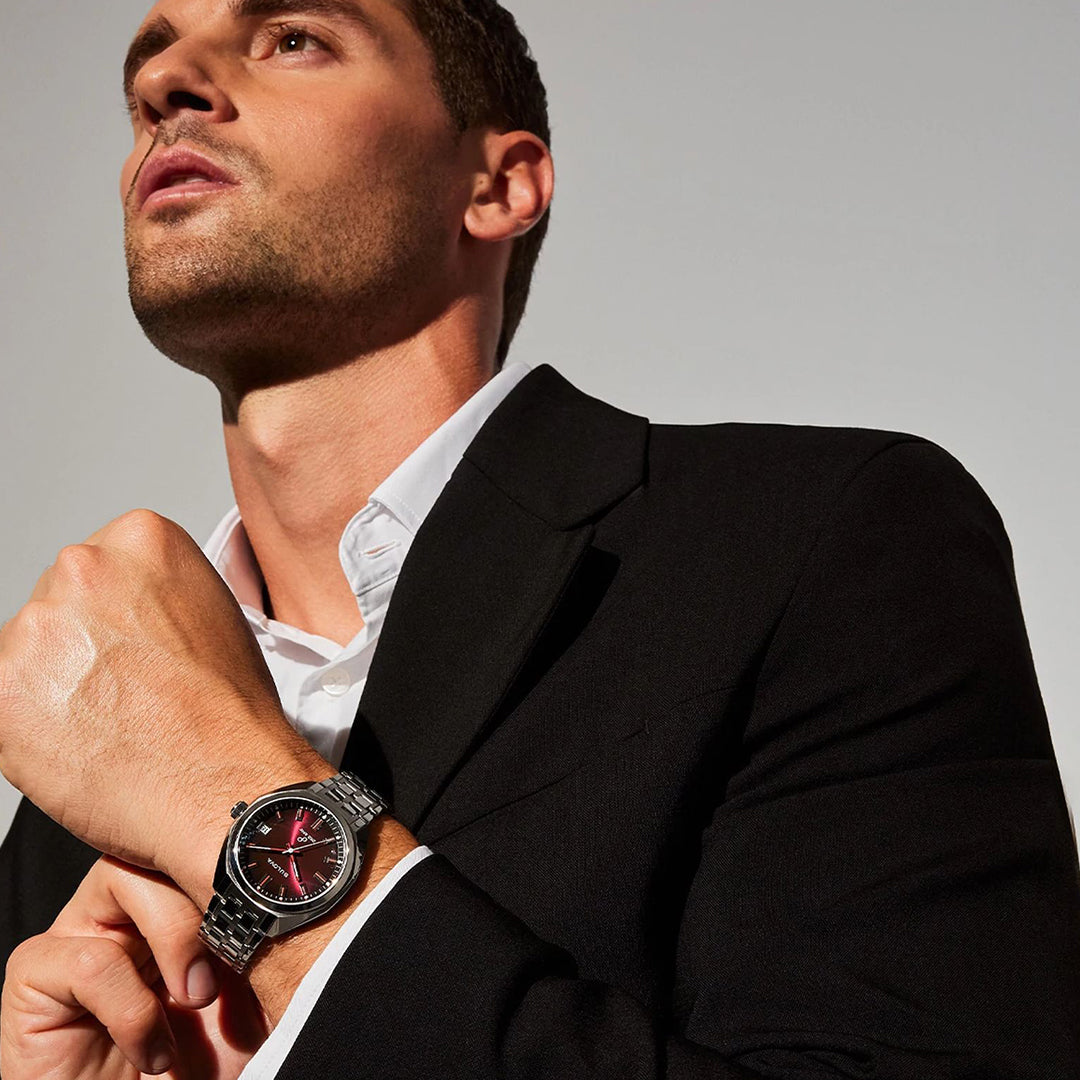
[345,464,595,833]
[339,364,649,836]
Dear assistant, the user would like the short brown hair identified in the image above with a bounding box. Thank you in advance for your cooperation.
[397,0,551,367]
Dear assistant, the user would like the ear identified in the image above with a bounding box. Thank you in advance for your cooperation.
[464,130,554,244]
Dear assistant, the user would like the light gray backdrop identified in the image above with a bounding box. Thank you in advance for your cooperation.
[2,2,1076,844]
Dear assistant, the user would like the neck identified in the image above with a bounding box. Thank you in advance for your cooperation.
[222,327,497,647]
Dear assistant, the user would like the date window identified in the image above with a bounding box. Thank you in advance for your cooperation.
[258,823,272,835]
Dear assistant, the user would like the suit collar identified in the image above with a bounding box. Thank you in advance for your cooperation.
[364,359,533,534]
[462,362,649,529]
[340,363,649,835]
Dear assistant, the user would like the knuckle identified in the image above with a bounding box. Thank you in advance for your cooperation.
[158,912,203,954]
[113,989,160,1037]
[164,892,205,930]
[53,543,103,587]
[141,891,204,952]
[11,598,49,636]
[116,507,166,537]
[5,935,46,982]
[73,937,125,981]
[112,508,179,558]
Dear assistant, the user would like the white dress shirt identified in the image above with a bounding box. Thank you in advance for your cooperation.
[201,360,533,1079]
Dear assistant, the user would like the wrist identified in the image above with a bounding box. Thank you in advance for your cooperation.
[164,730,420,1029]
[165,727,337,911]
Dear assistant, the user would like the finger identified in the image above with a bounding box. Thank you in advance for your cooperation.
[6,933,177,1075]
[51,856,221,1010]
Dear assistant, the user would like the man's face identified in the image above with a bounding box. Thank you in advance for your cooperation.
[120,0,465,395]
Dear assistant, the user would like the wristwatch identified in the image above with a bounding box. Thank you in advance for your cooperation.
[198,771,388,973]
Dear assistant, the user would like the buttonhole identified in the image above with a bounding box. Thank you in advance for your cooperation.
[362,541,399,558]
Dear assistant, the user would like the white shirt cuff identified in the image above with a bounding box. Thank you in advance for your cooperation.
[237,844,435,1079]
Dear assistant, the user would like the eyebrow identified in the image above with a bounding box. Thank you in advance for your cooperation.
[122,0,382,103]
[227,0,380,37]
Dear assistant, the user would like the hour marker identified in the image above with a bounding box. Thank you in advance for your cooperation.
[312,819,323,831]
[315,872,328,883]
[275,810,282,820]
[299,884,307,896]
[258,875,271,889]
[295,808,304,821]
[247,861,259,870]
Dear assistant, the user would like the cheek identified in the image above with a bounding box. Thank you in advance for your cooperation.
[256,95,436,197]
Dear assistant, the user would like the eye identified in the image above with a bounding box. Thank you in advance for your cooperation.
[271,25,327,54]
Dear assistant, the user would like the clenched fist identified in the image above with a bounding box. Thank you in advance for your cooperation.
[0,508,335,905]
[0,855,268,1079]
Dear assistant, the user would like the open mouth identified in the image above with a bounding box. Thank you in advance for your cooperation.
[135,147,240,212]
[142,175,237,211]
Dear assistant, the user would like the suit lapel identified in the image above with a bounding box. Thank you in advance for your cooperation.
[339,364,648,835]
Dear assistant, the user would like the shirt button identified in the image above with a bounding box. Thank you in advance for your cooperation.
[320,667,352,697]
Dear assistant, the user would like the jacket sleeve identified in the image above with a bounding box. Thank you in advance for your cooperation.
[0,795,101,1000]
[208,441,1080,1078]
[237,846,434,1079]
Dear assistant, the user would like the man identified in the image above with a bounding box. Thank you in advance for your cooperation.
[0,0,1078,1077]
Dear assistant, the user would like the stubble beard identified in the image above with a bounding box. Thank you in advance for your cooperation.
[124,153,450,404]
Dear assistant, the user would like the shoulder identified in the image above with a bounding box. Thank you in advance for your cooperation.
[648,418,948,486]
[649,419,996,512]
[640,420,1009,559]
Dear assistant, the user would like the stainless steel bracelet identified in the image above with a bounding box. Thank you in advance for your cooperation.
[199,887,276,973]
[308,770,388,831]
[198,771,387,973]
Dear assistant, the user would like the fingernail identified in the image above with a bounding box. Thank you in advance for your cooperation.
[148,1039,174,1074]
[186,957,218,1001]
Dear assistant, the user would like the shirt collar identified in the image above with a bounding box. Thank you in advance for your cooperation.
[203,360,533,620]
[366,358,532,534]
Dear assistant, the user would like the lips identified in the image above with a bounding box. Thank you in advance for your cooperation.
[135,146,239,212]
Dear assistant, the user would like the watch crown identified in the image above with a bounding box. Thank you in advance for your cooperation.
[229,801,248,819]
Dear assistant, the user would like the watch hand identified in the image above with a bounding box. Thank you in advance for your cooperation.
[245,839,337,855]
[275,839,338,855]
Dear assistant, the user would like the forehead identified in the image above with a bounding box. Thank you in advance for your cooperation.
[124,0,435,106]
[130,0,411,53]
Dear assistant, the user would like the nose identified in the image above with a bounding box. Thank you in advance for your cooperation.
[131,37,235,134]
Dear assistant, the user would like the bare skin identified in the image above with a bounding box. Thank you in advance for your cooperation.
[0,1,554,1075]
[120,0,554,645]
[1,856,267,1079]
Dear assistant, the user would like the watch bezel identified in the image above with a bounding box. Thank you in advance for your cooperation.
[219,786,365,935]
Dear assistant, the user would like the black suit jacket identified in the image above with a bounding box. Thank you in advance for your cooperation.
[2,363,1079,1078]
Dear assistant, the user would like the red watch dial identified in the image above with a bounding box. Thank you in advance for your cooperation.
[236,798,347,904]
